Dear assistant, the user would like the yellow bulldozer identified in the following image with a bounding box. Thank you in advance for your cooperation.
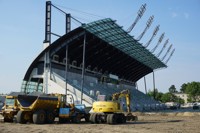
[89,89,137,124]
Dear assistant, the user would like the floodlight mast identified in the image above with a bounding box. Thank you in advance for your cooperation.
[157,39,169,57]
[165,48,175,64]
[161,44,172,61]
[127,3,146,33]
[151,33,165,53]
[44,1,51,44]
[144,25,160,48]
[137,15,154,41]
[43,1,52,94]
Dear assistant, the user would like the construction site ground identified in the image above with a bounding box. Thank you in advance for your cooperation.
[0,112,200,133]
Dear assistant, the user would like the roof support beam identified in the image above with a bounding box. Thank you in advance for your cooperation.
[80,32,86,104]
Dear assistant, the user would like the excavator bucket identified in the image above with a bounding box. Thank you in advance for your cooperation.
[125,113,138,121]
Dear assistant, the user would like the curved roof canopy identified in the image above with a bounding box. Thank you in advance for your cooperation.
[24,18,166,82]
[82,18,166,70]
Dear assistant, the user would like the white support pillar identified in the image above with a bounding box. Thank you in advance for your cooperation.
[43,42,50,94]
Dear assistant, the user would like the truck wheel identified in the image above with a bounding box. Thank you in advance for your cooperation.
[106,114,111,124]
[46,111,55,124]
[89,113,94,123]
[33,110,46,124]
[107,114,116,124]
[16,111,26,124]
[90,113,98,124]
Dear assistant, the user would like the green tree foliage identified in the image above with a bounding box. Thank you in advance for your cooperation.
[180,83,188,93]
[147,89,184,104]
[185,82,200,102]
[147,82,200,104]
[177,97,185,104]
[168,85,177,93]
[161,92,172,102]
[147,89,163,101]
[147,90,154,97]
[161,93,184,104]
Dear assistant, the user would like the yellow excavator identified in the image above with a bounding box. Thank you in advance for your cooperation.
[89,89,137,124]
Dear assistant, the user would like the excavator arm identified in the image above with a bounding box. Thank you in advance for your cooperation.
[112,89,131,113]
[111,89,137,121]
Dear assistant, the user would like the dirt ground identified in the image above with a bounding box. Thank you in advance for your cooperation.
[0,112,200,133]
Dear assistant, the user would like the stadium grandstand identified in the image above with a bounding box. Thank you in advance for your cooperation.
[20,1,172,111]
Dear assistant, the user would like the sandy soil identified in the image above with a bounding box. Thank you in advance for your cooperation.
[0,112,200,133]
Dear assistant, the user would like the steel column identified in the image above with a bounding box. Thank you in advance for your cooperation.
[66,14,71,33]
[65,45,69,97]
[65,13,71,100]
[153,71,156,99]
[144,76,147,94]
[43,47,50,94]
[80,32,86,104]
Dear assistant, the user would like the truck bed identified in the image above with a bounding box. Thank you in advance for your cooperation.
[18,94,59,111]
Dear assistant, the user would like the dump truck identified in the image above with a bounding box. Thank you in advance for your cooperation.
[16,93,90,124]
[1,92,24,122]
[89,89,137,124]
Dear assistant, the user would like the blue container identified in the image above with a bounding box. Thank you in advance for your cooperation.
[59,108,70,116]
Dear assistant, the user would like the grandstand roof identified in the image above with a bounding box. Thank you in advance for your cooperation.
[24,18,166,82]
[82,18,166,70]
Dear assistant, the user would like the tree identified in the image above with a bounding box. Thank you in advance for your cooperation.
[168,85,177,93]
[161,92,172,103]
[161,92,184,104]
[147,89,163,101]
[147,89,154,98]
[180,83,188,93]
[185,82,200,102]
[147,88,185,104]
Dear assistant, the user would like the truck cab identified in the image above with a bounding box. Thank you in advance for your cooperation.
[2,95,19,122]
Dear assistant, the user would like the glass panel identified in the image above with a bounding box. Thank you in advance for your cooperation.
[20,80,43,93]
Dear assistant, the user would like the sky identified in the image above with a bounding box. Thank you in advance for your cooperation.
[0,0,200,94]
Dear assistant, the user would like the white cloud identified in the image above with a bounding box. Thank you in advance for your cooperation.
[184,13,189,19]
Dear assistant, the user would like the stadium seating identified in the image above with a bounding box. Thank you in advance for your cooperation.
[50,68,164,111]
